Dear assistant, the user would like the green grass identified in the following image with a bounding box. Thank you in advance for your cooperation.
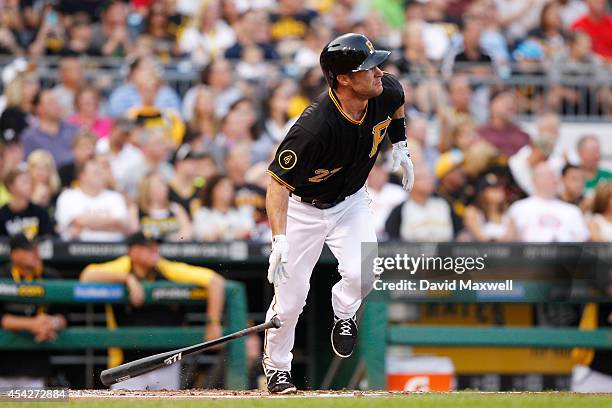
[3,394,611,408]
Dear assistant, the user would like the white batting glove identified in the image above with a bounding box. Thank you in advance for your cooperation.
[267,235,289,286]
[391,141,415,192]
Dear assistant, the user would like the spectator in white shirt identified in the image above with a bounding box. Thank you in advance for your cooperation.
[193,174,254,241]
[55,159,132,242]
[508,162,589,242]
[366,158,406,240]
[96,118,144,185]
[508,112,565,196]
[179,0,236,66]
[384,163,453,242]
[463,172,514,241]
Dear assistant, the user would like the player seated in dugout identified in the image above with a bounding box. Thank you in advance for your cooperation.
[0,234,67,389]
[79,231,225,390]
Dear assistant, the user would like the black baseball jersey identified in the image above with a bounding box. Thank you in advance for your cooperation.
[268,73,404,204]
[0,202,54,238]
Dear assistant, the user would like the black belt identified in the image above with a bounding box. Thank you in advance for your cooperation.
[289,193,348,209]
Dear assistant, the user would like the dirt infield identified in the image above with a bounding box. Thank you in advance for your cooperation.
[70,390,603,399]
[47,390,611,408]
[71,390,411,399]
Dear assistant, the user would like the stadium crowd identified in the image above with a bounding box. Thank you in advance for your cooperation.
[0,0,610,393]
[0,0,611,247]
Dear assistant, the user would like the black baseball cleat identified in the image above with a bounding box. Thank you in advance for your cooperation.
[331,315,358,358]
[266,369,297,394]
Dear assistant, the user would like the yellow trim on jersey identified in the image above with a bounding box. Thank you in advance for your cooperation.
[266,170,296,192]
[328,89,367,125]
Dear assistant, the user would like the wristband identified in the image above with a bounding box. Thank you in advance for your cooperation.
[388,117,406,144]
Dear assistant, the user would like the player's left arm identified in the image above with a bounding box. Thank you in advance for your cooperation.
[388,105,415,192]
[391,105,405,122]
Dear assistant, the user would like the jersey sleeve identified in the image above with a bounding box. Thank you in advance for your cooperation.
[82,256,131,276]
[157,258,217,287]
[267,124,320,192]
[381,73,405,112]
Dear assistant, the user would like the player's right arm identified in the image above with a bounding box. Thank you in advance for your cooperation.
[266,178,289,236]
[265,177,290,287]
[265,124,319,286]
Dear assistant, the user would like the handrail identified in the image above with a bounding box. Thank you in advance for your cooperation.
[0,327,206,349]
[360,299,612,390]
[0,278,243,304]
[1,241,610,265]
[0,279,249,389]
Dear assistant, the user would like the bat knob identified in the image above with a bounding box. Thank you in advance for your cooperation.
[271,316,282,329]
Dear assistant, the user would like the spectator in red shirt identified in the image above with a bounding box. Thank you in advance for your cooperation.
[571,0,612,61]
[477,90,530,157]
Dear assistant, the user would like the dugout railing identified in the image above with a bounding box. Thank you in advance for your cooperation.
[0,279,248,389]
[359,242,612,390]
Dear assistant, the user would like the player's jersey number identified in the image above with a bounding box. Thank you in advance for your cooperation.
[308,167,343,183]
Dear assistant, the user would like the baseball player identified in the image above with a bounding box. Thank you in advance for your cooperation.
[263,33,415,393]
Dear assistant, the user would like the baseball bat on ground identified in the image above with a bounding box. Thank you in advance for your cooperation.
[100,316,282,386]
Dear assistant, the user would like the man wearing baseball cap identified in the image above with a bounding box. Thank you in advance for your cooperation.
[79,231,225,390]
[0,233,67,388]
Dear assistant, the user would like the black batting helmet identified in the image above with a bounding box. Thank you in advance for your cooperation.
[320,33,390,87]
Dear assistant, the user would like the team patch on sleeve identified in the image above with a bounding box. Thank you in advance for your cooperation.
[278,150,298,170]
[268,123,319,192]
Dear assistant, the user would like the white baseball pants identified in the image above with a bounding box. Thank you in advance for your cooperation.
[571,365,612,392]
[263,186,377,372]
